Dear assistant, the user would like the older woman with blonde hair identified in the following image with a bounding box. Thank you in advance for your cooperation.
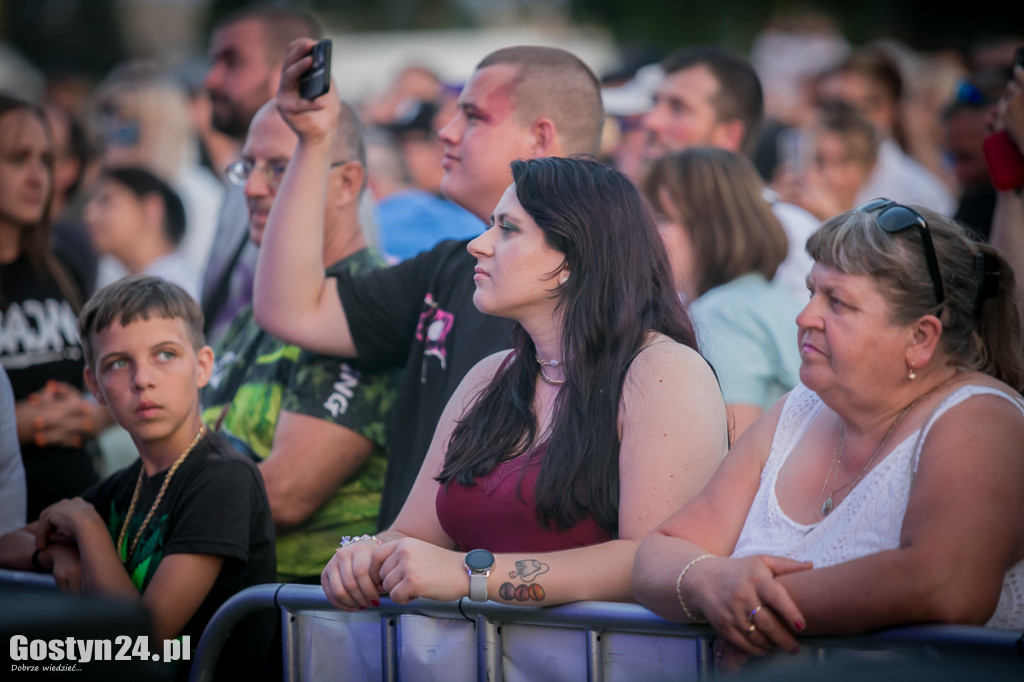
[633,200,1024,662]
[643,147,803,439]
[92,62,222,273]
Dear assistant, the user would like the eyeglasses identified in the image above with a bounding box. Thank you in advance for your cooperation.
[855,198,945,307]
[225,158,351,190]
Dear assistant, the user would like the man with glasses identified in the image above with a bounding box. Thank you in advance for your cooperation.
[199,100,396,584]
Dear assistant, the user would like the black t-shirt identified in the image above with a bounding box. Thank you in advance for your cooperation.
[336,238,515,528]
[0,255,97,518]
[81,431,276,680]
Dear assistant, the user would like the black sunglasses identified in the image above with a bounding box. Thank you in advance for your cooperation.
[856,198,945,307]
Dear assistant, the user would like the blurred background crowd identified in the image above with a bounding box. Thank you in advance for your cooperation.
[0,0,1022,476]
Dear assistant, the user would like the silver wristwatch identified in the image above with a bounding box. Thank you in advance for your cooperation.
[464,549,495,602]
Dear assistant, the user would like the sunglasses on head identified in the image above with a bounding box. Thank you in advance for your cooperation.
[855,198,945,307]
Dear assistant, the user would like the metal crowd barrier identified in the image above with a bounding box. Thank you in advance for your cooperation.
[2,571,1020,681]
[0,567,57,590]
[188,584,1024,682]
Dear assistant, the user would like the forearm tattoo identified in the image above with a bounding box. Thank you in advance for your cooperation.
[499,559,549,602]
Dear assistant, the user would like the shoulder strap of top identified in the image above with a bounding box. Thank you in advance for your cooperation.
[912,384,1024,472]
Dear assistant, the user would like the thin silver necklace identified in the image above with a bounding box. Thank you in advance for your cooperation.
[534,353,565,386]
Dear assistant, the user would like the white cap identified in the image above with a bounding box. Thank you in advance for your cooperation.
[601,63,664,117]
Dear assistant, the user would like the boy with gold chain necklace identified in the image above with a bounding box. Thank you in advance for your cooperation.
[0,275,276,680]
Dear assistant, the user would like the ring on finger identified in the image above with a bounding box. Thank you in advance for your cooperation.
[748,604,763,622]
[746,623,757,634]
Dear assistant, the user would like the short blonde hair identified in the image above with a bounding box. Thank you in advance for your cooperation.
[93,62,196,181]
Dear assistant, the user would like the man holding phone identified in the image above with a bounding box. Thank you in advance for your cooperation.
[252,41,605,529]
[989,48,1024,301]
[299,39,332,100]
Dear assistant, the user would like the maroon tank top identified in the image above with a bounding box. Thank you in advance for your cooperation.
[435,442,612,553]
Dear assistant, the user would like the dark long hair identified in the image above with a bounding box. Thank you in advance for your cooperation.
[0,94,80,310]
[436,156,698,533]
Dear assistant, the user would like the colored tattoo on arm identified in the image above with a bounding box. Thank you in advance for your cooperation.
[499,559,549,602]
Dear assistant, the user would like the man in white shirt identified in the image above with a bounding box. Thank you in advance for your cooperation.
[641,46,818,302]
[815,45,955,215]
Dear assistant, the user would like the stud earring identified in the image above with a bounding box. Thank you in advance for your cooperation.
[907,365,917,381]
[559,272,569,286]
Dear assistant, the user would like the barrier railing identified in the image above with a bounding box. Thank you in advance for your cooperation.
[0,567,57,590]
[1,571,1019,681]
[188,584,1024,682]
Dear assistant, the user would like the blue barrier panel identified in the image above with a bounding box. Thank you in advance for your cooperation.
[3,572,1017,681]
[187,584,1024,682]
[0,567,57,590]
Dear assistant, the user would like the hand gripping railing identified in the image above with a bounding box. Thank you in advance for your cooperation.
[187,583,1024,682]
[188,583,716,682]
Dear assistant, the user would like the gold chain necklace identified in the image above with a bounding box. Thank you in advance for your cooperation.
[819,372,958,517]
[535,353,566,386]
[117,424,206,563]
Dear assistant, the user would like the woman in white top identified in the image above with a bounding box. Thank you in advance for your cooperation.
[632,199,1024,661]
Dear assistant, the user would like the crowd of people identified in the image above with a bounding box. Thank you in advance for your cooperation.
[1,4,1024,679]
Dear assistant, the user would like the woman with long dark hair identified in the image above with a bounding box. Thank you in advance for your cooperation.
[0,94,109,518]
[322,156,728,608]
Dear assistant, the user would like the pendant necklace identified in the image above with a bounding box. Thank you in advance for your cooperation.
[535,353,566,386]
[819,372,958,517]
[117,424,206,563]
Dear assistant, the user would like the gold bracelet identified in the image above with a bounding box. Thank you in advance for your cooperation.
[675,553,714,623]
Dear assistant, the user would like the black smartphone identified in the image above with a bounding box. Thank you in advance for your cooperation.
[299,39,332,100]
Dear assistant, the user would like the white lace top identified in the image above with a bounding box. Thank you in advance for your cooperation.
[731,383,1024,629]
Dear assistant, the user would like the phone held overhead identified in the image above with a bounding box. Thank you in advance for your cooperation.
[299,39,332,100]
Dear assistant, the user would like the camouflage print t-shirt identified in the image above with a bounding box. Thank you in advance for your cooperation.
[201,248,397,582]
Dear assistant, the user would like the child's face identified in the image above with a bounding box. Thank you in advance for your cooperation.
[84,315,212,449]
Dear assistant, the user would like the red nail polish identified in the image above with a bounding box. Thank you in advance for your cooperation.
[794,621,804,631]
[371,599,380,607]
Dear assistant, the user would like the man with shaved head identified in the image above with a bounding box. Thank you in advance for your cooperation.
[254,42,604,527]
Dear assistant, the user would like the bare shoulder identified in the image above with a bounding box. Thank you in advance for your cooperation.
[926,373,1024,436]
[623,332,720,395]
[448,349,515,415]
[465,349,515,386]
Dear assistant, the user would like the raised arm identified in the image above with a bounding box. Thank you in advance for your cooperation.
[251,38,356,356]
[988,66,1024,300]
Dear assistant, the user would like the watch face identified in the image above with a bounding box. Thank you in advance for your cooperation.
[465,549,494,572]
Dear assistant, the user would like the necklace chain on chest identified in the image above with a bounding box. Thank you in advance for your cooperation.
[534,353,566,386]
[818,373,957,517]
[117,424,206,564]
